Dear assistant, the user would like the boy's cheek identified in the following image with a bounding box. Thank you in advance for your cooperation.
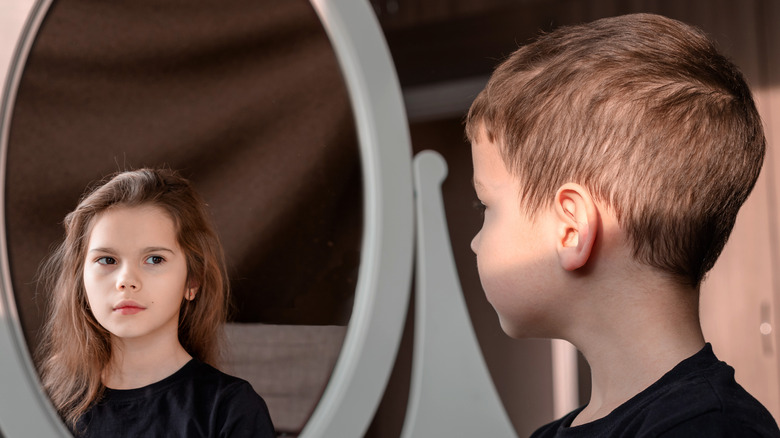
[476,262,519,299]
[478,276,525,331]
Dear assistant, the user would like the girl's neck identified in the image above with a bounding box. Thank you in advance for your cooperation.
[103,335,192,390]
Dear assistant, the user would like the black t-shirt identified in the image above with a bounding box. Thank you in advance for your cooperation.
[74,359,275,438]
[531,344,780,437]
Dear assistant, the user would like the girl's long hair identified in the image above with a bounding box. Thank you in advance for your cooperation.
[35,168,229,429]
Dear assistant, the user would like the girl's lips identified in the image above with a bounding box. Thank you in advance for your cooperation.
[115,306,144,315]
[113,300,146,315]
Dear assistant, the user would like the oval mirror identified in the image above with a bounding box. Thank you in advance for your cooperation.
[0,0,413,436]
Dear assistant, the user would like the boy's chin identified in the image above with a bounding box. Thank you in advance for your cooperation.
[497,317,532,339]
[498,315,556,340]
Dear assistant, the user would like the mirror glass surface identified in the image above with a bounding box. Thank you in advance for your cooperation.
[6,0,361,434]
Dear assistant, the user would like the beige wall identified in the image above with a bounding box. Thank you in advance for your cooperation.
[0,0,36,92]
[698,0,780,421]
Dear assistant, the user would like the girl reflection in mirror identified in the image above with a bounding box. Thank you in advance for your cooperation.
[36,168,275,437]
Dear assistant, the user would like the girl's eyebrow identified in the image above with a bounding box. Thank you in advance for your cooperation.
[143,247,175,254]
[88,247,175,254]
[88,247,116,254]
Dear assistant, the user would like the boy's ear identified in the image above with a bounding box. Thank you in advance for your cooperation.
[554,183,599,271]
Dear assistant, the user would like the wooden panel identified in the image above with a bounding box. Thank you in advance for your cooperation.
[697,0,780,422]
[761,0,780,406]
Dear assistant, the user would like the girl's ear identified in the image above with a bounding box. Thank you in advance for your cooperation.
[186,283,199,301]
[554,183,599,271]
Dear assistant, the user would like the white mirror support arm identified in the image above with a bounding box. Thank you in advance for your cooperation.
[402,150,517,437]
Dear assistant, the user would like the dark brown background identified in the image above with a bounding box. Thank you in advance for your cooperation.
[8,0,362,348]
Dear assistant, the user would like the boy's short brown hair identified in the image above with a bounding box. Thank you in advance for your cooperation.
[466,13,765,287]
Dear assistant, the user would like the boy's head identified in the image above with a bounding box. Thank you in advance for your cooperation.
[466,13,765,288]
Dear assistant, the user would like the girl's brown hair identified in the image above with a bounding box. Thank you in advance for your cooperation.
[36,168,229,429]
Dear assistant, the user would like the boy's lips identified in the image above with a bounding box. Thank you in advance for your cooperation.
[113,300,146,315]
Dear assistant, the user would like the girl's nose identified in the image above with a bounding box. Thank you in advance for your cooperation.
[116,268,141,291]
[118,281,138,291]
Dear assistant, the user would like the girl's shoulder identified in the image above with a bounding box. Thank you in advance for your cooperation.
[189,359,264,401]
[188,360,276,437]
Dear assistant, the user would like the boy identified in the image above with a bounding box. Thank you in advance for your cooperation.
[466,13,780,437]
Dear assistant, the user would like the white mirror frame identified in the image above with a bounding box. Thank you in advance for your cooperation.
[0,0,414,436]
[302,1,413,436]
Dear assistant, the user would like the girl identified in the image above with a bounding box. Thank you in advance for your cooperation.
[36,168,275,437]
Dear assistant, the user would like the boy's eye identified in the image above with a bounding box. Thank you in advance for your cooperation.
[145,255,165,265]
[473,199,487,215]
[96,256,116,265]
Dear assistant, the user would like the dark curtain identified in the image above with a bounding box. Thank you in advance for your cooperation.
[7,0,362,352]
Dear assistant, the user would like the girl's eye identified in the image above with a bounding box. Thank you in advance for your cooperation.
[145,255,165,265]
[96,257,116,265]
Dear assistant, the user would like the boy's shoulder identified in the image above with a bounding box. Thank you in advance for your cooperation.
[532,344,780,438]
[641,345,779,437]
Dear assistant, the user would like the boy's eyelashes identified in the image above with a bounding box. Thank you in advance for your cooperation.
[473,199,487,216]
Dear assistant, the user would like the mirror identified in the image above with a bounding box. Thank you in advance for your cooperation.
[0,0,413,437]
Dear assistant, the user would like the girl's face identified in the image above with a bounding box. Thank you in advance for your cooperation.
[83,205,194,345]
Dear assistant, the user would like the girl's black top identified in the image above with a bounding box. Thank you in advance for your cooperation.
[74,359,275,438]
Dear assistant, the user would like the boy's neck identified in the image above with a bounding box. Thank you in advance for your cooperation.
[568,275,705,426]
